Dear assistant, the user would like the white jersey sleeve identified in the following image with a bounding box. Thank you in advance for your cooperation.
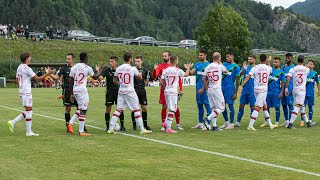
[287,67,294,77]
[133,67,139,76]
[27,67,36,78]
[88,66,94,77]
[178,69,185,77]
[249,66,257,76]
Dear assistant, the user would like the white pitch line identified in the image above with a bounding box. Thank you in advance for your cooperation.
[1,104,320,177]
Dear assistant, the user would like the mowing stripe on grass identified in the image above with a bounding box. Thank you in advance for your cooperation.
[1,104,320,177]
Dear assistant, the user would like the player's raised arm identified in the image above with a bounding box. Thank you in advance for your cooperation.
[92,64,105,80]
[47,66,59,80]
[183,63,193,77]
[33,67,52,82]
[241,74,251,88]
[152,63,160,80]
[233,66,240,100]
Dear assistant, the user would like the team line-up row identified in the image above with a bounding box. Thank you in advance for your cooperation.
[7,50,320,136]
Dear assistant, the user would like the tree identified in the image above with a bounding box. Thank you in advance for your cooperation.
[194,3,252,62]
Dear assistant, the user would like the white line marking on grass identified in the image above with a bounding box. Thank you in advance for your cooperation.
[1,104,320,177]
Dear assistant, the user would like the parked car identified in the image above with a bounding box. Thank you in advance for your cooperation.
[127,36,158,46]
[179,39,197,49]
[65,30,99,42]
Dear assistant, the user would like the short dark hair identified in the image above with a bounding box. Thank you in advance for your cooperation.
[164,51,171,56]
[274,57,281,61]
[124,52,132,62]
[67,53,75,59]
[109,56,118,61]
[249,55,256,59]
[308,60,315,65]
[260,54,267,62]
[170,55,178,64]
[199,48,207,55]
[20,53,30,63]
[227,52,235,56]
[297,55,304,63]
[285,53,293,57]
[80,52,88,62]
[135,55,143,60]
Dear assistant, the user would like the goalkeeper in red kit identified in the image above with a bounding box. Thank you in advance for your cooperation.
[153,51,184,130]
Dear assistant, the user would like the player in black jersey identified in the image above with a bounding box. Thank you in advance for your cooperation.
[93,56,125,131]
[131,55,152,130]
[49,53,87,132]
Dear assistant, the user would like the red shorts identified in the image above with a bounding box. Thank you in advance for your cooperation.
[159,88,166,105]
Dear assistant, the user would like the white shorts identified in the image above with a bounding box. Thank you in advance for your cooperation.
[20,94,33,107]
[116,92,140,111]
[75,93,89,110]
[165,94,178,112]
[293,90,306,105]
[207,89,225,111]
[254,91,267,107]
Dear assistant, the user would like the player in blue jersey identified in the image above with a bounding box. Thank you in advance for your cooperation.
[189,49,212,130]
[300,60,320,126]
[261,57,285,128]
[235,55,256,127]
[221,53,240,129]
[280,53,295,127]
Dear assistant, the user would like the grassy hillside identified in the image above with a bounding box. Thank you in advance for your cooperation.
[0,38,197,79]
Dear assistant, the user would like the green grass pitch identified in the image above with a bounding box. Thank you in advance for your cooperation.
[1,86,320,179]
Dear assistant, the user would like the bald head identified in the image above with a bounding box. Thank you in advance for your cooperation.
[212,52,221,62]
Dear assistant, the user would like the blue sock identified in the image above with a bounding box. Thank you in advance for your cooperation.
[222,106,229,122]
[309,105,313,120]
[204,103,212,117]
[237,107,244,123]
[275,107,280,123]
[288,105,293,120]
[229,104,235,124]
[282,105,288,120]
[197,103,204,123]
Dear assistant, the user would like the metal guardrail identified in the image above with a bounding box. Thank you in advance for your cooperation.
[50,33,197,49]
[251,49,320,57]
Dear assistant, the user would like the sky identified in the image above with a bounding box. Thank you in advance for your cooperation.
[255,0,306,8]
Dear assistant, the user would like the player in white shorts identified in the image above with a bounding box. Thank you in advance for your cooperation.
[242,54,273,130]
[286,55,312,129]
[108,52,152,134]
[7,53,53,136]
[160,55,192,133]
[67,52,98,136]
[199,52,227,131]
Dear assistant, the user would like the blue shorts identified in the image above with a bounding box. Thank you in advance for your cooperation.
[304,96,314,107]
[266,93,281,108]
[281,92,294,105]
[223,90,234,105]
[240,92,256,106]
[196,90,209,104]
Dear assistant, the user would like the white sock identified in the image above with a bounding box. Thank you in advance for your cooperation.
[165,112,174,130]
[70,110,80,125]
[289,106,300,124]
[263,110,272,125]
[109,110,121,130]
[25,110,33,133]
[133,111,144,132]
[78,115,85,133]
[26,120,32,134]
[212,118,217,127]
[300,107,309,123]
[249,110,259,126]
[12,113,25,125]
